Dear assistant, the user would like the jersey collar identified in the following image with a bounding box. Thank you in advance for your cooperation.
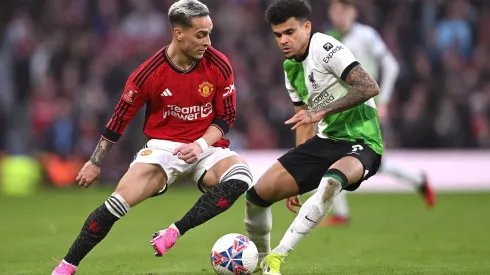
[164,46,200,74]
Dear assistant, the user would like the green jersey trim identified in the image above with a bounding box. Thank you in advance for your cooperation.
[284,59,308,101]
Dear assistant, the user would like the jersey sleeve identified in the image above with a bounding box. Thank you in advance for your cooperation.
[285,72,304,106]
[102,78,148,143]
[211,55,236,136]
[313,34,359,81]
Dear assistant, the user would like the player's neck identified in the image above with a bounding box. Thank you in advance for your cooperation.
[167,43,196,71]
[295,33,311,61]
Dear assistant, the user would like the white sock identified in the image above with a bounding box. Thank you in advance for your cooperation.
[244,199,272,262]
[332,190,350,218]
[169,223,181,237]
[272,176,342,255]
[379,160,423,188]
[61,259,77,268]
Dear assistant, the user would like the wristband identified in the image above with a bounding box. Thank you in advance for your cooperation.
[195,137,209,151]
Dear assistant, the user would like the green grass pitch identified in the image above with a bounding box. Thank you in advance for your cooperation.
[1,187,489,274]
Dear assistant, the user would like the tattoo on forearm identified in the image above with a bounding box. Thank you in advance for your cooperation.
[346,65,379,95]
[90,138,113,167]
[313,65,379,117]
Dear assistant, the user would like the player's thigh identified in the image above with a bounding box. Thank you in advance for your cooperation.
[116,140,195,206]
[275,136,337,195]
[135,140,197,186]
[253,161,299,203]
[332,141,382,191]
[329,156,364,184]
[192,147,250,190]
[114,163,167,207]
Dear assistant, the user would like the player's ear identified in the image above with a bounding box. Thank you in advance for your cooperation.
[304,21,312,36]
[174,27,184,42]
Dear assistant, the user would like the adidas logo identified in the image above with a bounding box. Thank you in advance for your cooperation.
[161,88,173,96]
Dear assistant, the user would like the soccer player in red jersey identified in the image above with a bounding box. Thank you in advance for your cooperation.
[52,1,252,274]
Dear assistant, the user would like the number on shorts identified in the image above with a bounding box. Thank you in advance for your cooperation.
[351,144,364,152]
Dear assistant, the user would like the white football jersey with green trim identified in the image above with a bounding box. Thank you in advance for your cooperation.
[283,32,383,154]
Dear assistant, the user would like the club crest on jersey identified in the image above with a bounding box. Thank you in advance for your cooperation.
[198,81,214,97]
[123,89,139,104]
[140,149,152,156]
[308,71,320,90]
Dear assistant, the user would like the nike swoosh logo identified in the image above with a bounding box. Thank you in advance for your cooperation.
[305,215,317,223]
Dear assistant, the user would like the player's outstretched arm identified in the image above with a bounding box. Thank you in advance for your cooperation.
[335,63,381,110]
[76,137,113,188]
[77,79,148,187]
[314,63,379,117]
[286,64,379,130]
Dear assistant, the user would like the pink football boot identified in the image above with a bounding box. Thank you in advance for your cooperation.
[150,227,179,256]
[51,260,77,275]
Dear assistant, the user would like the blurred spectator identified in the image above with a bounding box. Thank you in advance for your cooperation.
[435,0,474,58]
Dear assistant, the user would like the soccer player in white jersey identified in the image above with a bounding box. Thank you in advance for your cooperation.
[322,0,436,226]
[244,0,384,274]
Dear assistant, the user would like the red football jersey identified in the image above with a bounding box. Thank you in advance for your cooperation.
[102,46,236,148]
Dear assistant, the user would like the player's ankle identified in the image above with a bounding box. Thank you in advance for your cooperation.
[169,224,181,237]
[271,244,292,256]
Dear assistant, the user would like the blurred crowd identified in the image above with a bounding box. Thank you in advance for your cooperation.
[0,0,489,184]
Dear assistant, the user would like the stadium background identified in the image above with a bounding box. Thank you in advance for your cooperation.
[0,0,489,274]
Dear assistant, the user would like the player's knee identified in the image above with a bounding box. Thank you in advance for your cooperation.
[219,164,253,193]
[319,168,347,200]
[317,175,343,202]
[104,193,130,219]
[323,179,342,200]
[245,186,273,208]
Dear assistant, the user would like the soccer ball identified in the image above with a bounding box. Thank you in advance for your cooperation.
[210,233,258,275]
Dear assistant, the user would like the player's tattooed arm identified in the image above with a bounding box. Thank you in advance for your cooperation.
[89,138,114,167]
[309,64,380,118]
[285,65,379,130]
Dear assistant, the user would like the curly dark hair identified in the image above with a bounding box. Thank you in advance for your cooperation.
[265,0,312,25]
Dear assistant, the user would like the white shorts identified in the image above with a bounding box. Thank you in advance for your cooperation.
[130,139,238,194]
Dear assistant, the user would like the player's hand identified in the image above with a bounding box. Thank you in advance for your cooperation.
[173,142,203,164]
[76,161,101,188]
[285,195,302,213]
[285,109,323,130]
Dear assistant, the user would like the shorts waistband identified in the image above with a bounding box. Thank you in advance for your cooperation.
[146,139,184,149]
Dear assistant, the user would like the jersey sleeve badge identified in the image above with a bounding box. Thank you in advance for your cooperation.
[122,88,139,104]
